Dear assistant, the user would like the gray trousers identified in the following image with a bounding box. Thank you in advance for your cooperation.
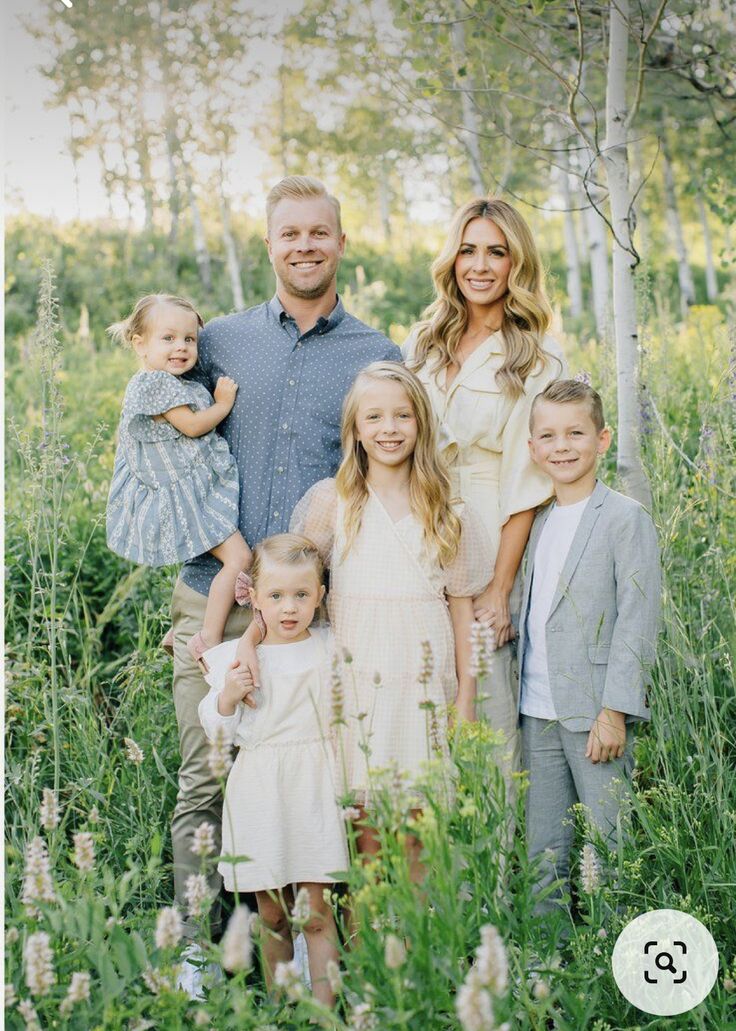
[477,639,521,804]
[170,577,251,938]
[521,714,633,914]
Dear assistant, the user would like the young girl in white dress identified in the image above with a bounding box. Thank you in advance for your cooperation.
[106,294,252,667]
[270,362,491,875]
[198,533,347,1006]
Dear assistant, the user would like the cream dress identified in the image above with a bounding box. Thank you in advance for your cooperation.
[290,480,492,804]
[402,330,566,782]
[198,628,348,892]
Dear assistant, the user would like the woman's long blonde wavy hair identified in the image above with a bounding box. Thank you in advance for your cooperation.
[407,198,556,398]
[335,362,461,567]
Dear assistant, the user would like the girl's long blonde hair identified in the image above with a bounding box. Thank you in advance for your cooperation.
[408,198,557,398]
[335,362,461,567]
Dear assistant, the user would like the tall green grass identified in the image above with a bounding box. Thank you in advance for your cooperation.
[4,267,735,1029]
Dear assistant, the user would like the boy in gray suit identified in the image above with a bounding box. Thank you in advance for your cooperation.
[519,379,660,913]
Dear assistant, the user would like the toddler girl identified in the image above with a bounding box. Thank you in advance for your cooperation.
[198,534,347,1006]
[106,294,252,666]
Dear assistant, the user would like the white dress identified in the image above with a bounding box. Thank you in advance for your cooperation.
[290,481,492,804]
[198,628,348,892]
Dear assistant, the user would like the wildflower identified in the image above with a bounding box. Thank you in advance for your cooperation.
[342,805,361,822]
[724,977,735,993]
[5,983,17,1008]
[193,1011,211,1027]
[456,968,494,1031]
[475,924,508,994]
[60,971,91,1015]
[574,370,592,386]
[39,788,60,832]
[221,906,253,972]
[88,806,100,823]
[207,725,232,779]
[697,423,716,484]
[23,931,55,997]
[6,927,20,945]
[326,959,342,994]
[155,907,183,950]
[532,977,550,1000]
[17,998,41,1030]
[330,655,345,726]
[142,966,179,995]
[418,640,434,687]
[123,737,144,765]
[184,874,212,918]
[191,821,216,857]
[597,927,608,939]
[469,622,496,679]
[350,1001,378,1030]
[21,836,57,915]
[580,843,601,893]
[384,933,407,970]
[274,958,305,1001]
[291,886,311,926]
[72,831,95,873]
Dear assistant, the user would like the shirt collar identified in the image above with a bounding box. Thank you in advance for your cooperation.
[269,292,346,334]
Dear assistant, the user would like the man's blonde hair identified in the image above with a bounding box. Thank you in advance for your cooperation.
[266,176,342,234]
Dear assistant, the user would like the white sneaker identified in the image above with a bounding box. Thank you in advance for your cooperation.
[177,943,223,1000]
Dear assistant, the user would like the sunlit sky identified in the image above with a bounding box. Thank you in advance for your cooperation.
[2,0,450,229]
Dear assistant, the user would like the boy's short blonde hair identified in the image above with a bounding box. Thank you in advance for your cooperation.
[266,176,342,234]
[250,533,324,588]
[530,379,605,434]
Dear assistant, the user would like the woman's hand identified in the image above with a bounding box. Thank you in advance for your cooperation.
[454,691,476,725]
[473,580,515,647]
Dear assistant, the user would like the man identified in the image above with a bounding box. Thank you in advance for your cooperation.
[170,176,401,970]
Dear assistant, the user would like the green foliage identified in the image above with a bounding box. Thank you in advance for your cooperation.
[4,267,736,1028]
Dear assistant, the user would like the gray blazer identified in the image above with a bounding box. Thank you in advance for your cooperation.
[517,480,661,733]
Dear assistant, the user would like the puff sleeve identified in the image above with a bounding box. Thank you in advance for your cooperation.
[124,371,202,443]
[498,339,567,526]
[289,478,338,568]
[444,500,495,598]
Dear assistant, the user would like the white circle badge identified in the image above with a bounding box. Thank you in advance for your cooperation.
[612,909,719,1016]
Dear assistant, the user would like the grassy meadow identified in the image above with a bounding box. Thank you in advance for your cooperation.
[4,256,736,1030]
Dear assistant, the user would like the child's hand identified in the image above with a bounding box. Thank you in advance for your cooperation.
[585,708,626,763]
[213,376,238,409]
[218,659,258,716]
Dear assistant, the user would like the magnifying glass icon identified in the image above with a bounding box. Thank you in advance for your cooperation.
[655,951,677,974]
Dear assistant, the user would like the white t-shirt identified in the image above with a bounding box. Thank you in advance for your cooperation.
[520,496,591,719]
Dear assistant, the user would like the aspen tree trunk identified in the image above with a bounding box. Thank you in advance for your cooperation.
[452,2,485,195]
[602,0,651,507]
[697,191,718,301]
[577,109,610,339]
[661,129,696,317]
[184,169,213,292]
[549,122,583,317]
[218,163,245,311]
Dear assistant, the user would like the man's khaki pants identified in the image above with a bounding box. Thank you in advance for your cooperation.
[170,577,251,938]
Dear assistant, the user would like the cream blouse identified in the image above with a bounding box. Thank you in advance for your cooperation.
[402,330,567,562]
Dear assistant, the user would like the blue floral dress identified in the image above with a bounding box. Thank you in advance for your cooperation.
[106,371,240,567]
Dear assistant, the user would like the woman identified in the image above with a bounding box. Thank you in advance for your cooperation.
[403,197,565,788]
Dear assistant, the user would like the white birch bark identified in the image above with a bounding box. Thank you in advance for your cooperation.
[602,0,651,507]
[219,164,245,311]
[576,110,610,340]
[697,191,718,302]
[661,130,696,316]
[379,154,392,243]
[452,3,485,195]
[184,169,213,292]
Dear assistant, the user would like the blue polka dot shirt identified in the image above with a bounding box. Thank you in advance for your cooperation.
[181,293,402,596]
